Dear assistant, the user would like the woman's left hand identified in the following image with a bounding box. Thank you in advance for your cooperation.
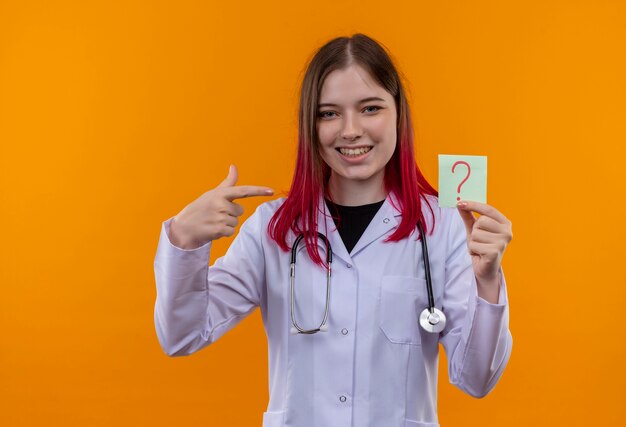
[456,201,513,291]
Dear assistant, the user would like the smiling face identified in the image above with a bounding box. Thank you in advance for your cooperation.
[316,63,398,202]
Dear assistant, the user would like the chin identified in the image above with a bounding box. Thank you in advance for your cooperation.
[338,170,380,183]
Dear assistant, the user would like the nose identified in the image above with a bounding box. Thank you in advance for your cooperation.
[340,112,362,141]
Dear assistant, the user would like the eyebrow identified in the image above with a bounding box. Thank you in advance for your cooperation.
[317,97,386,108]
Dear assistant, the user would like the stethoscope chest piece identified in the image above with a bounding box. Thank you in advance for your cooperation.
[419,307,446,334]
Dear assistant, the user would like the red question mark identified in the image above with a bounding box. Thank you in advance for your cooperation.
[452,161,471,201]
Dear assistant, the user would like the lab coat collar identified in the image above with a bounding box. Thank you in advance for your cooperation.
[318,192,402,263]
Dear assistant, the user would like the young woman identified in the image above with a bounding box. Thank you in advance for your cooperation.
[154,33,513,427]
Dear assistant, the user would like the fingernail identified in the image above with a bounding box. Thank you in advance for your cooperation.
[457,201,468,208]
[265,189,274,194]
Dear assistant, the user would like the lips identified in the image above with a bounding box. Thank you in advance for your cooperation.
[336,146,372,157]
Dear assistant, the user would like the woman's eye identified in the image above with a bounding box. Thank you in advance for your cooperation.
[318,106,381,119]
[364,105,381,113]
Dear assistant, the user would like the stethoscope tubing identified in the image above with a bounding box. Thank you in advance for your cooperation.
[290,232,332,334]
[416,221,435,311]
[289,221,446,334]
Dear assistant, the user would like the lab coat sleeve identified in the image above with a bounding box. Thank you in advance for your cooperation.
[438,208,513,398]
[153,208,265,357]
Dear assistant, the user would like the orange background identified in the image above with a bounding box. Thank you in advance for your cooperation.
[1,0,625,425]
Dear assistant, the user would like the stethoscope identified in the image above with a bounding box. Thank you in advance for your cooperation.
[289,221,447,335]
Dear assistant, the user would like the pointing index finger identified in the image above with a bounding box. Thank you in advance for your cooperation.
[223,185,274,201]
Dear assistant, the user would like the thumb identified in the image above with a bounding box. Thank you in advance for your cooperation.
[216,164,238,188]
[457,203,476,237]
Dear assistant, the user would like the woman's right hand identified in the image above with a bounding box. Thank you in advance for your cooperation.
[168,165,274,249]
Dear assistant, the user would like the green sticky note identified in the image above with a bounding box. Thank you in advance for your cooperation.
[438,154,487,207]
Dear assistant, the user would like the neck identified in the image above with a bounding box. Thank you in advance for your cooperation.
[327,172,387,206]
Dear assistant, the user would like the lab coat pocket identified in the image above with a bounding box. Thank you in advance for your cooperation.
[379,276,426,346]
[262,410,285,427]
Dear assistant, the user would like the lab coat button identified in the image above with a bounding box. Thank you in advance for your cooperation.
[383,217,390,223]
[346,263,352,268]
[341,328,348,335]
[339,395,347,402]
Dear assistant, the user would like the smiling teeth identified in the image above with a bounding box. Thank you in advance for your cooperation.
[339,147,372,156]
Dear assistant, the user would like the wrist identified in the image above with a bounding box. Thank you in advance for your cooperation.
[475,271,501,304]
[475,270,501,289]
[169,217,200,249]
[475,268,501,286]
